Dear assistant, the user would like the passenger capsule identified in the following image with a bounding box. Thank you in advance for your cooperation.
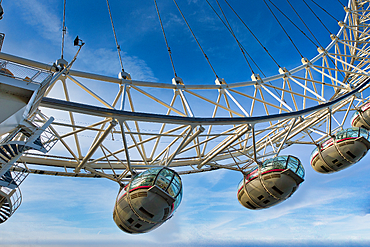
[113,167,182,234]
[237,155,304,210]
[310,127,370,173]
[351,102,370,130]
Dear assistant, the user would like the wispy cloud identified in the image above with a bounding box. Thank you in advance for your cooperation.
[16,0,61,40]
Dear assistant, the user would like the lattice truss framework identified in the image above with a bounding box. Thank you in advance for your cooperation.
[9,0,370,183]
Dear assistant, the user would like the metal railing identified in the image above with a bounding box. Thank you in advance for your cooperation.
[0,185,22,215]
[0,59,51,84]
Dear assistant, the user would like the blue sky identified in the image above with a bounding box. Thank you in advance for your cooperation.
[2,0,370,246]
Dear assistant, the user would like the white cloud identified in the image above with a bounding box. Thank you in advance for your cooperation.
[76,48,157,82]
[16,0,61,43]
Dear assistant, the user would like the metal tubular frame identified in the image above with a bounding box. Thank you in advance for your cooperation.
[0,0,369,181]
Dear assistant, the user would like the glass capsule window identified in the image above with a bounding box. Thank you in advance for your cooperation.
[296,166,305,178]
[287,156,299,172]
[359,128,369,139]
[261,155,304,179]
[335,127,370,142]
[361,102,370,111]
[351,111,360,124]
[129,168,159,190]
[321,136,333,149]
[128,167,182,200]
[351,103,370,124]
[311,127,370,161]
[310,146,319,161]
[173,188,183,213]
[238,155,305,188]
[237,179,244,191]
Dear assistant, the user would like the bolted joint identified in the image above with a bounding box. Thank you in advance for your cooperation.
[215,78,227,93]
[301,57,310,66]
[215,78,226,85]
[251,73,262,81]
[317,47,326,54]
[119,71,131,80]
[53,58,68,72]
[278,67,290,76]
[172,77,184,85]
[251,74,262,89]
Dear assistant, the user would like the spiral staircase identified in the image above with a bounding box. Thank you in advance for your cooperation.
[0,118,55,224]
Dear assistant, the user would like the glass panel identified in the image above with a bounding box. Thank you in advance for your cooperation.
[310,147,319,161]
[155,169,174,191]
[172,189,183,213]
[271,156,287,169]
[117,187,127,200]
[173,174,181,185]
[296,166,305,179]
[129,168,161,190]
[321,137,333,149]
[246,167,258,181]
[362,102,370,111]
[140,175,156,187]
[347,128,359,138]
[167,182,180,197]
[129,175,156,190]
[350,111,360,124]
[160,168,174,181]
[167,174,181,197]
[287,160,298,172]
[237,179,244,191]
[359,128,369,139]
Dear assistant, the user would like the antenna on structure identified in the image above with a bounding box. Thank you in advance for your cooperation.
[61,0,67,59]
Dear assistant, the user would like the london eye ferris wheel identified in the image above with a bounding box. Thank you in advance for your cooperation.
[0,0,369,236]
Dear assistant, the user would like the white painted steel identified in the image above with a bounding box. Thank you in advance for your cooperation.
[0,0,369,181]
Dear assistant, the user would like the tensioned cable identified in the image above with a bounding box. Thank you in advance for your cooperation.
[217,1,257,74]
[302,0,331,34]
[154,0,178,78]
[286,0,323,47]
[292,0,348,81]
[61,0,66,59]
[264,0,319,48]
[336,0,346,8]
[309,0,340,23]
[213,0,288,101]
[214,0,268,77]
[173,0,218,78]
[205,0,255,75]
[106,0,125,72]
[261,0,304,58]
[223,0,281,69]
[271,0,348,85]
[260,0,351,103]
[215,0,255,74]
